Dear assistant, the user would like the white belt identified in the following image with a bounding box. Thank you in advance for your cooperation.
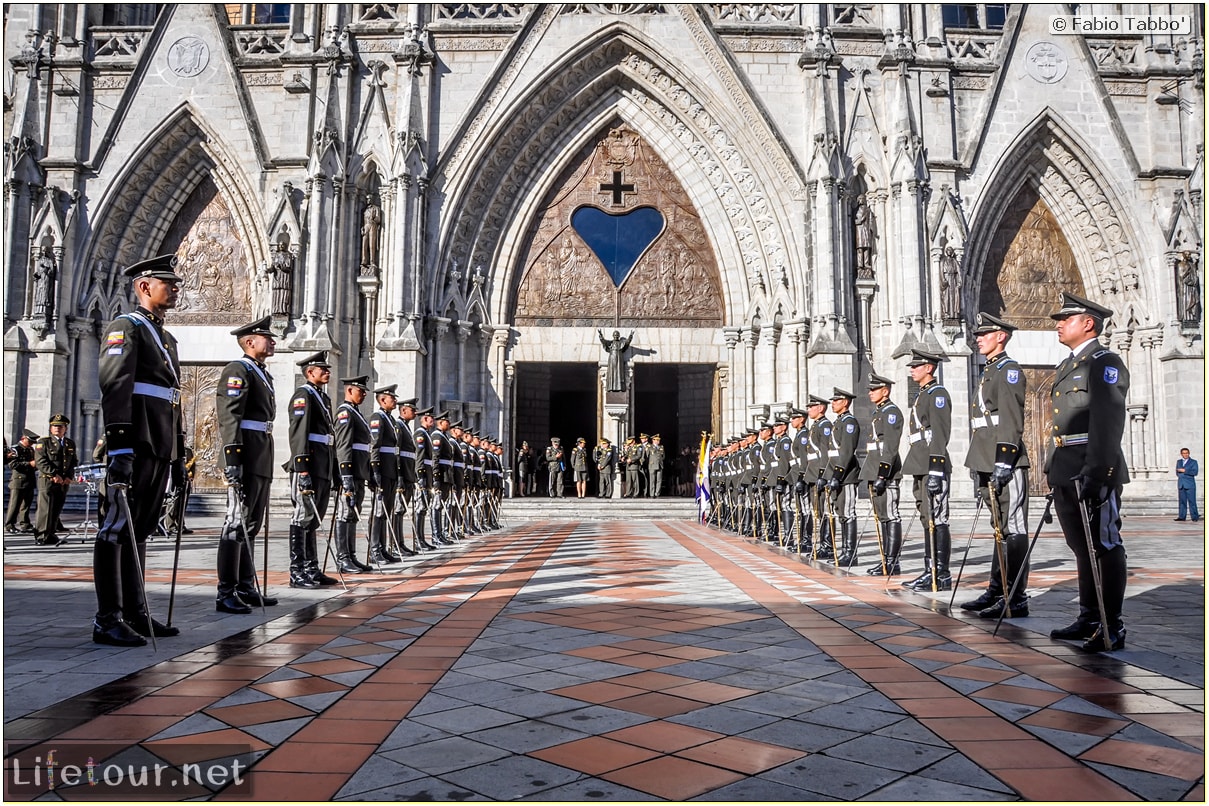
[133,382,181,404]
[827,450,839,458]
[240,419,273,433]
[400,451,416,459]
[379,446,397,454]
[454,462,465,468]
[865,441,882,451]
[1053,433,1088,447]
[308,433,332,445]
[352,443,369,452]
[438,459,452,466]
[971,415,1000,429]
[806,453,820,461]
[908,429,932,444]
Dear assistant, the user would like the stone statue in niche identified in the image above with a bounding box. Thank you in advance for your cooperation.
[854,194,875,280]
[939,246,962,321]
[598,329,634,393]
[267,239,295,318]
[1177,249,1201,324]
[31,245,57,328]
[361,194,382,275]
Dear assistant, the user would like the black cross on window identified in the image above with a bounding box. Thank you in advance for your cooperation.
[599,170,635,205]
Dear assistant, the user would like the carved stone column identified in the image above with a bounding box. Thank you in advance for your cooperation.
[744,327,759,414]
[454,320,471,401]
[357,275,380,359]
[760,322,782,403]
[1127,404,1149,473]
[722,327,741,436]
[604,400,627,498]
[79,399,101,457]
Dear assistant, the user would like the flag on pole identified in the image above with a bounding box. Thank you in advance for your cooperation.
[695,432,712,523]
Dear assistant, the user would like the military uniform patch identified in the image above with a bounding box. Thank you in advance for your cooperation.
[846,423,855,433]
[292,396,306,417]
[106,330,125,355]
[1006,369,1020,384]
[936,397,946,408]
[1104,366,1119,384]
[226,377,244,396]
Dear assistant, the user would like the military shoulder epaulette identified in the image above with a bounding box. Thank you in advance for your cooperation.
[1091,349,1111,360]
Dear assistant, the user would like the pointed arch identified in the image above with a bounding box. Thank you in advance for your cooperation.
[432,25,804,327]
[77,103,268,311]
[965,110,1149,325]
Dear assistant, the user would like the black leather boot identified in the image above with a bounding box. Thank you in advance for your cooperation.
[932,524,953,591]
[836,520,858,568]
[815,515,835,561]
[92,540,147,646]
[93,612,146,647]
[235,538,277,605]
[876,521,902,576]
[346,523,374,572]
[289,524,318,588]
[216,539,253,614]
[306,527,339,586]
[124,539,180,636]
[335,522,363,574]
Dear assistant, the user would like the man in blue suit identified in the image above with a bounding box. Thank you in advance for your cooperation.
[1176,448,1200,522]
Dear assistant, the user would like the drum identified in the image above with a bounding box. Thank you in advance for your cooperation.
[76,463,107,482]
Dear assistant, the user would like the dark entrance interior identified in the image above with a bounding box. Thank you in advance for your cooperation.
[515,363,598,496]
[633,364,715,495]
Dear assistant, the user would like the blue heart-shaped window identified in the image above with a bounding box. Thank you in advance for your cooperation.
[571,206,665,288]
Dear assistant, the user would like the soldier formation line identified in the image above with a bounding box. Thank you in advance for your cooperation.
[7,255,1131,658]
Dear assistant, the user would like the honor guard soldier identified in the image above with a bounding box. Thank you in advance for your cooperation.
[787,408,809,551]
[215,316,279,614]
[545,437,565,498]
[647,434,666,497]
[448,420,469,537]
[335,375,374,573]
[901,349,954,592]
[623,436,641,497]
[94,255,187,646]
[738,429,760,537]
[962,313,1031,618]
[413,406,444,545]
[770,416,794,543]
[595,438,616,498]
[1047,292,1130,652]
[860,373,904,575]
[754,421,775,540]
[637,434,652,496]
[369,384,407,562]
[287,351,340,589]
[431,412,457,541]
[572,437,589,498]
[828,389,862,567]
[35,414,78,546]
[806,395,835,560]
[396,398,431,551]
[5,429,38,533]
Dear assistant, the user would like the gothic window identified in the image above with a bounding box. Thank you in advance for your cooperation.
[224,4,291,25]
[943,4,1008,30]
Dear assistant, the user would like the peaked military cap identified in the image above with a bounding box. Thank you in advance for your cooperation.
[1050,291,1113,322]
[773,415,790,425]
[550,436,560,443]
[450,420,463,429]
[230,315,274,339]
[789,407,808,418]
[48,413,70,426]
[868,372,894,389]
[398,397,418,408]
[808,394,829,407]
[21,428,38,440]
[831,387,856,401]
[297,350,330,369]
[639,433,649,439]
[416,405,434,416]
[341,375,369,390]
[972,311,1018,335]
[435,410,451,421]
[601,437,611,443]
[124,254,183,282]
[652,433,661,439]
[374,383,398,396]
[906,348,946,368]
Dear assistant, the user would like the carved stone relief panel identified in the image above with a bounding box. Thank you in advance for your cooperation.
[979,188,1084,330]
[180,364,223,492]
[513,124,723,326]
[163,176,253,324]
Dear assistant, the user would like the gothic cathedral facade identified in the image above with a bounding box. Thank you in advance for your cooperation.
[3,4,1203,501]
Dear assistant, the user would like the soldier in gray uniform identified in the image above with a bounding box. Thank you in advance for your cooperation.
[961,313,1031,618]
[1046,292,1130,652]
[35,414,77,546]
[571,437,589,498]
[901,349,954,592]
[805,395,835,560]
[545,437,565,497]
[623,436,641,497]
[647,434,666,497]
[5,429,38,533]
[287,351,340,589]
[334,375,374,574]
[860,373,904,575]
[637,433,652,496]
[94,255,187,645]
[594,437,616,498]
[828,389,862,568]
[215,316,279,614]
[369,384,406,563]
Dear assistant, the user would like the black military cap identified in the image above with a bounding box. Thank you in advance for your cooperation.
[808,394,829,407]
[398,397,418,409]
[972,311,1018,335]
[230,315,274,339]
[21,428,38,440]
[48,413,70,426]
[435,410,451,421]
[868,372,894,389]
[416,405,434,416]
[1050,291,1113,322]
[745,428,759,435]
[759,421,774,431]
[773,415,790,425]
[374,383,398,397]
[906,348,946,368]
[831,387,856,401]
[341,375,369,390]
[124,254,183,282]
[788,407,808,418]
[450,420,463,429]
[297,350,330,369]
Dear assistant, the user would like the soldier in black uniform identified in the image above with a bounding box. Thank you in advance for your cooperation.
[805,395,835,560]
[411,405,440,548]
[430,411,457,542]
[5,429,38,533]
[1047,292,1130,652]
[787,409,809,551]
[545,437,565,497]
[647,434,666,498]
[901,349,954,592]
[286,351,340,589]
[860,373,905,575]
[828,389,862,567]
[961,313,1031,618]
[395,398,431,551]
[35,414,78,546]
[94,255,187,646]
[334,375,374,573]
[769,416,794,543]
[215,316,280,614]
[369,384,407,562]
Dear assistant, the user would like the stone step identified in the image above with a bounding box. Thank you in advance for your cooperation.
[499,496,700,520]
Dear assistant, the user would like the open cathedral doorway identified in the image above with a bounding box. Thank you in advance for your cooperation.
[632,364,715,495]
[514,363,598,496]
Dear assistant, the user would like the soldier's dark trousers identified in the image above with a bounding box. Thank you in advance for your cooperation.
[5,482,34,530]
[36,479,67,543]
[1053,485,1127,630]
[216,536,252,614]
[93,456,168,629]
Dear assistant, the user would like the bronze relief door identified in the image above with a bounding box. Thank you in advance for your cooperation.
[1023,367,1055,496]
[180,364,223,493]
